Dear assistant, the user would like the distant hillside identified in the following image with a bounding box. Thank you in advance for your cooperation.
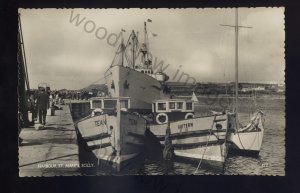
[80,82,284,96]
[81,84,108,92]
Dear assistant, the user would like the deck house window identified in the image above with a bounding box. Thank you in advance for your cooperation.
[92,100,102,109]
[169,102,175,109]
[120,100,129,109]
[157,102,166,111]
[176,102,183,109]
[186,102,193,110]
[104,100,117,109]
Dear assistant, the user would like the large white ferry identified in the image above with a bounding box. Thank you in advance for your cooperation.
[76,21,171,170]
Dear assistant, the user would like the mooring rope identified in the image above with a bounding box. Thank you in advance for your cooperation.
[97,116,105,168]
[194,115,216,174]
[236,111,261,150]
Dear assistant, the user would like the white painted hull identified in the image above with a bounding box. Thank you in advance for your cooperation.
[76,111,146,169]
[105,66,169,111]
[228,130,264,156]
[227,111,264,156]
[150,113,231,170]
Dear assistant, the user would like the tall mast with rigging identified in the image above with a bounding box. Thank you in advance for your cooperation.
[132,30,136,68]
[220,8,252,117]
[144,21,150,62]
[121,31,125,67]
[234,8,239,114]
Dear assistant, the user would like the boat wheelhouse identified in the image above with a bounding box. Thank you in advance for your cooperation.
[152,99,195,124]
[89,97,131,115]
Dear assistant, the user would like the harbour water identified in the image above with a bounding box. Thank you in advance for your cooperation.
[75,96,285,176]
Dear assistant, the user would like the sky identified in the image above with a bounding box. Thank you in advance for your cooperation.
[19,8,285,90]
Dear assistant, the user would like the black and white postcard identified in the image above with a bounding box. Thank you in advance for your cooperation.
[18,8,285,177]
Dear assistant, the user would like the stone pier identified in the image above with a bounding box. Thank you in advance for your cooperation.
[19,105,80,177]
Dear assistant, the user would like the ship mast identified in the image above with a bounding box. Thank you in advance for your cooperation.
[234,8,239,114]
[132,30,136,68]
[221,8,252,117]
[144,21,149,62]
[121,31,125,67]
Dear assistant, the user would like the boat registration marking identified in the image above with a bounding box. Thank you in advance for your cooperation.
[178,122,193,130]
[94,119,107,126]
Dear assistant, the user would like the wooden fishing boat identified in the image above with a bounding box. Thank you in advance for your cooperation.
[149,99,232,171]
[76,97,147,170]
[228,110,264,157]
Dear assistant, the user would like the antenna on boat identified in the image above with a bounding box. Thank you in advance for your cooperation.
[144,21,150,56]
[220,8,252,117]
[121,29,126,67]
[131,30,136,68]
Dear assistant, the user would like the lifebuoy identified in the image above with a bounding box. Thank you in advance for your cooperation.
[185,113,194,119]
[156,113,168,124]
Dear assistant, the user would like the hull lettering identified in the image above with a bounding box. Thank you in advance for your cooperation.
[178,122,193,130]
[94,119,107,126]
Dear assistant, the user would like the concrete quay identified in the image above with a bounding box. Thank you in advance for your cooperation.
[19,105,80,177]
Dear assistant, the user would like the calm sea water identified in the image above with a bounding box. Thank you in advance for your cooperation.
[79,97,285,175]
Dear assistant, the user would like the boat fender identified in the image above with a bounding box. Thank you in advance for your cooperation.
[156,113,168,124]
[121,108,128,112]
[185,113,194,119]
[91,108,103,116]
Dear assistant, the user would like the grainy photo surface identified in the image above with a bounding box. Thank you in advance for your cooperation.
[18,8,285,176]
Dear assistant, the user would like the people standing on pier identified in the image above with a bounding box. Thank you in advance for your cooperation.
[26,91,36,126]
[37,88,49,125]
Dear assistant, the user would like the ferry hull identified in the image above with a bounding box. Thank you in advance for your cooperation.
[76,111,146,170]
[150,114,230,171]
[105,65,169,112]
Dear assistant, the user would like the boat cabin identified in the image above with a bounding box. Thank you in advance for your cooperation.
[135,66,153,75]
[135,66,169,82]
[90,97,130,116]
[152,99,195,124]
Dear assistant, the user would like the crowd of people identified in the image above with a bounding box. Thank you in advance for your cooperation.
[48,90,106,101]
[25,89,106,126]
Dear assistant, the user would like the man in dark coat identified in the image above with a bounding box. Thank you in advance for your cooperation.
[37,88,49,125]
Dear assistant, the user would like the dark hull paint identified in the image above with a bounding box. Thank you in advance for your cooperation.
[228,147,260,157]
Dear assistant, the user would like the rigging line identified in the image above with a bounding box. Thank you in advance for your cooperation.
[194,115,216,174]
[97,119,105,167]
[236,109,261,150]
[124,52,132,67]
[125,32,133,47]
[105,114,113,150]
[111,43,122,67]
